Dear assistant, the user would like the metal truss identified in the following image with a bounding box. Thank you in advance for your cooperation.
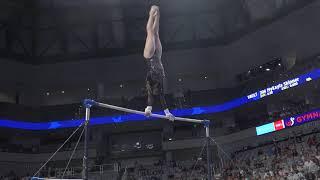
[0,0,316,64]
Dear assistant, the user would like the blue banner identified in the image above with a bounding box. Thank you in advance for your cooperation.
[1,68,320,130]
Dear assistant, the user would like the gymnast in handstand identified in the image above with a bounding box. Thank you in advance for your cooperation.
[143,5,175,121]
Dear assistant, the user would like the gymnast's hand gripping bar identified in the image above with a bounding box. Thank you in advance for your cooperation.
[83,99,209,125]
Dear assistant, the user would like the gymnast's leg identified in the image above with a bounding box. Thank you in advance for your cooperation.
[145,74,154,116]
[143,5,175,121]
[158,79,175,121]
[144,5,159,116]
[145,74,175,121]
[152,10,174,121]
[143,5,159,59]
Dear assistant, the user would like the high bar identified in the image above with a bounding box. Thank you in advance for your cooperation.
[83,99,208,124]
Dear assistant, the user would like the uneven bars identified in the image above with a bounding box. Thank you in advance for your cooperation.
[83,99,208,124]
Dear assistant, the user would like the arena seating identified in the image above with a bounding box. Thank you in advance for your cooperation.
[118,128,320,179]
[223,130,320,179]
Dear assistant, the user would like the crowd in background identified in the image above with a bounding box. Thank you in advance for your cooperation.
[266,100,311,124]
[0,171,29,180]
[1,126,320,179]
[118,128,320,180]
[221,129,320,179]
[122,160,208,180]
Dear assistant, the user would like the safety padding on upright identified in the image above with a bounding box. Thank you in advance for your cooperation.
[202,120,211,127]
[83,99,97,108]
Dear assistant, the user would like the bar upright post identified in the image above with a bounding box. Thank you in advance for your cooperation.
[205,121,212,180]
[83,107,90,180]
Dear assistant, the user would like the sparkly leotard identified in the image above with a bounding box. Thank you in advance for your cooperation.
[146,48,165,78]
[145,48,167,109]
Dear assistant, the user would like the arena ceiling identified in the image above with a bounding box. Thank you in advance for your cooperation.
[0,0,315,65]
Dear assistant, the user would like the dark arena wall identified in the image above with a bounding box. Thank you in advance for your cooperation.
[0,0,320,179]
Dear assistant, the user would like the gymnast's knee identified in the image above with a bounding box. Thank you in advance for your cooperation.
[146,29,157,39]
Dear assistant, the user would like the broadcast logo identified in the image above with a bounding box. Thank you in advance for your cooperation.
[285,117,295,127]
